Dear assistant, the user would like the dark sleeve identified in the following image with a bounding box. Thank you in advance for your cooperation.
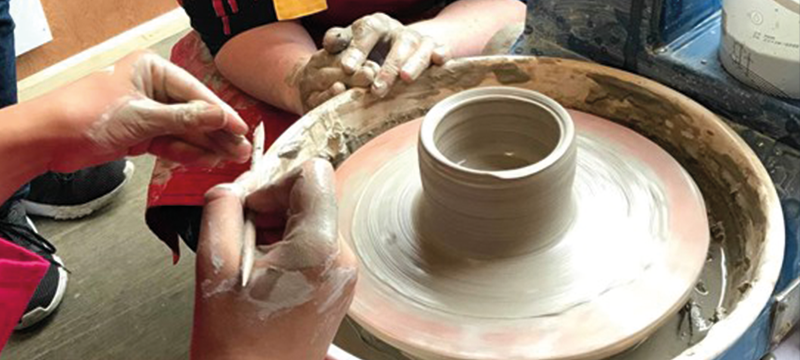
[181,0,279,55]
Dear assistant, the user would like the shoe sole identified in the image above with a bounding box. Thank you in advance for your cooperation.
[22,161,135,220]
[15,254,69,330]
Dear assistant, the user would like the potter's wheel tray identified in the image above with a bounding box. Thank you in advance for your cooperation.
[335,88,710,360]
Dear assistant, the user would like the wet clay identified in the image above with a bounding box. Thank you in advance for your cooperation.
[255,57,783,360]
[333,242,731,360]
[417,88,577,258]
[334,97,709,359]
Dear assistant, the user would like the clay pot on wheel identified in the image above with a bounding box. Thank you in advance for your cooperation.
[257,57,784,360]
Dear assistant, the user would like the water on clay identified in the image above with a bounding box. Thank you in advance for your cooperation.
[607,242,728,360]
[332,240,731,360]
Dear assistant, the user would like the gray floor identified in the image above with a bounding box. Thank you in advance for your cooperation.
[3,156,196,360]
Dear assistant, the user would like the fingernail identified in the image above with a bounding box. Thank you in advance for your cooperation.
[211,183,246,202]
[229,144,250,164]
[333,82,347,94]
[372,79,388,97]
[400,66,416,82]
[342,57,357,71]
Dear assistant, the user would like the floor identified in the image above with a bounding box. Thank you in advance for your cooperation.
[3,28,800,360]
[3,155,197,360]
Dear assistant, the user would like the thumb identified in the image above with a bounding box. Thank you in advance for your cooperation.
[249,159,339,271]
[196,183,247,293]
[322,27,352,54]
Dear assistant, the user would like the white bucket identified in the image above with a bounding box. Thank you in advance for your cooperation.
[720,0,800,99]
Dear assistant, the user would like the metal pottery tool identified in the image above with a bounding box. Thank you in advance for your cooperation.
[241,121,265,287]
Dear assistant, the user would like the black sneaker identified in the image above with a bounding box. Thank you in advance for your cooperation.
[23,159,134,219]
[0,200,68,329]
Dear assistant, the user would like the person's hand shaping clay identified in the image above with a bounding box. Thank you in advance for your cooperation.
[192,159,357,360]
[48,50,251,173]
[292,49,381,112]
[323,13,452,98]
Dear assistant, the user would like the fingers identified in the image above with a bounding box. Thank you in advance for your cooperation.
[400,38,436,83]
[147,137,226,167]
[351,61,379,87]
[322,27,352,54]
[284,159,337,231]
[340,14,398,74]
[117,99,252,162]
[339,35,380,75]
[315,65,377,90]
[244,164,302,214]
[330,82,348,97]
[249,159,338,270]
[303,54,377,91]
[132,52,249,136]
[309,67,349,91]
[245,159,335,229]
[305,82,346,111]
[432,44,452,65]
[208,129,251,163]
[145,100,230,133]
[372,30,420,97]
[307,50,337,68]
[197,183,248,283]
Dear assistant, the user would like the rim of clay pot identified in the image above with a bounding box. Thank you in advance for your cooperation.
[419,87,575,182]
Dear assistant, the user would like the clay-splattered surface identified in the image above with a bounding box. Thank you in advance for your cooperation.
[259,56,782,360]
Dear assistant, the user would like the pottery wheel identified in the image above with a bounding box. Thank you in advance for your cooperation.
[335,97,709,359]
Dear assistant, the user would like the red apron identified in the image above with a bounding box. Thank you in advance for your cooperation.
[147,0,435,258]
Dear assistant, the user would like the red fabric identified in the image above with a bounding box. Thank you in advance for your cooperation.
[146,31,296,256]
[146,0,441,257]
[0,239,48,354]
[227,0,239,13]
[211,0,226,17]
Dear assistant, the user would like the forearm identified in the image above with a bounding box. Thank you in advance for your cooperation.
[0,96,62,203]
[409,0,526,58]
[215,21,317,115]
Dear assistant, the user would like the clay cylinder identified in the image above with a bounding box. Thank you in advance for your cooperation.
[417,87,576,258]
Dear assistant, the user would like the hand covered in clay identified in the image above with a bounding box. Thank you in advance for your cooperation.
[293,49,380,113]
[47,50,250,173]
[192,159,357,360]
[323,13,451,97]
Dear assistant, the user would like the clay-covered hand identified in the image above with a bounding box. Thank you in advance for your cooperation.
[292,49,380,113]
[48,50,250,173]
[191,159,357,360]
[323,12,451,97]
